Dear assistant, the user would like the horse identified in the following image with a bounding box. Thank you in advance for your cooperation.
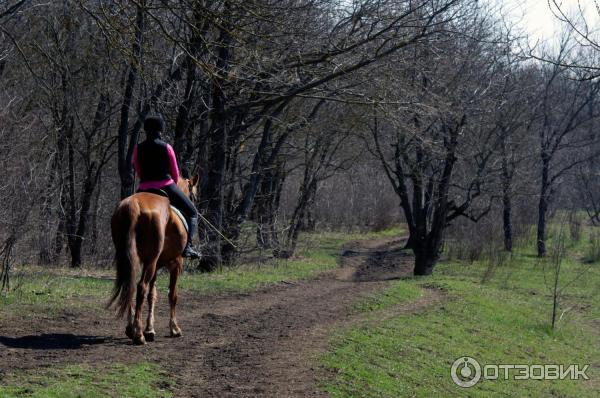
[108,176,199,345]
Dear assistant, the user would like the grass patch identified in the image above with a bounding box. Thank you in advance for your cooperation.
[354,281,423,313]
[322,227,600,397]
[0,362,172,398]
[0,272,112,317]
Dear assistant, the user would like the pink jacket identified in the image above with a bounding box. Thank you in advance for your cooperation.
[132,143,180,190]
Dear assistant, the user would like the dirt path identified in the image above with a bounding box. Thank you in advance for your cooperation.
[0,237,443,397]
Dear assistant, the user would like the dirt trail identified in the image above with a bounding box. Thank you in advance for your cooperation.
[0,237,443,397]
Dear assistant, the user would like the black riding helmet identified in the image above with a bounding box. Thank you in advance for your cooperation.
[144,115,165,137]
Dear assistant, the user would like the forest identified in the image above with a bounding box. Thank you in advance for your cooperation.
[1,0,599,278]
[2,0,600,396]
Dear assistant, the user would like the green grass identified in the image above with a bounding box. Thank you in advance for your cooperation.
[322,226,600,397]
[354,281,423,313]
[0,362,172,398]
[0,273,112,318]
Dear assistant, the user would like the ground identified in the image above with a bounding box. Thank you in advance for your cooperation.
[0,233,434,397]
[1,227,600,397]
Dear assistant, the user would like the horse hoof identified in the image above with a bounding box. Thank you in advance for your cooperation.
[170,330,182,338]
[133,335,146,345]
[144,331,155,342]
[125,326,134,340]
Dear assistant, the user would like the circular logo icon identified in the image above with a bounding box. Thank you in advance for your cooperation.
[451,357,481,388]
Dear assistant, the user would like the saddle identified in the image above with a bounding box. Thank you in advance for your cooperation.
[139,188,188,233]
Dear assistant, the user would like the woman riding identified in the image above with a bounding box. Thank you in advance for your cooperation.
[132,115,201,259]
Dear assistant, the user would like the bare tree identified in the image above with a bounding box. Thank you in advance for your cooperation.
[530,37,600,256]
[368,6,510,274]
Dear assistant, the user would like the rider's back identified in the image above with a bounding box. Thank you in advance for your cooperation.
[137,138,172,183]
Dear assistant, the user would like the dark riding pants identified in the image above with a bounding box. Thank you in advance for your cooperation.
[162,183,197,220]
[141,183,198,242]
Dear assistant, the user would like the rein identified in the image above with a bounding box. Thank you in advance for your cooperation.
[185,179,236,249]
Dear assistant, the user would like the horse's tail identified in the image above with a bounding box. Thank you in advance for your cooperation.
[108,200,139,318]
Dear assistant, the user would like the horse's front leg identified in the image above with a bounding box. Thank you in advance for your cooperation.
[144,274,158,342]
[168,258,183,337]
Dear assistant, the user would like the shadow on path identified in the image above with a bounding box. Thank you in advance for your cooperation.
[0,333,107,350]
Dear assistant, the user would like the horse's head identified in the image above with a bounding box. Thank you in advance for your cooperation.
[178,174,200,202]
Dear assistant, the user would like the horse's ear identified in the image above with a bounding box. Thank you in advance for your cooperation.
[191,174,200,187]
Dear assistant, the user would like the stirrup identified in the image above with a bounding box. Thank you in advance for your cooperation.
[182,244,200,259]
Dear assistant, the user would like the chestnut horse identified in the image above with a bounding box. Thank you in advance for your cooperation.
[108,176,198,345]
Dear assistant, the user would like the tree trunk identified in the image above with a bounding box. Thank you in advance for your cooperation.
[68,239,82,268]
[256,214,272,249]
[197,7,236,271]
[403,227,417,250]
[414,249,436,276]
[537,194,548,257]
[537,157,550,257]
[117,4,144,199]
[173,57,197,172]
[501,137,513,251]
[53,202,66,262]
[69,166,97,268]
[299,181,317,232]
[503,192,513,252]
[197,117,227,271]
[278,178,317,258]
[255,167,283,249]
[256,161,286,250]
[89,172,102,256]
[38,136,65,264]
[65,125,79,267]
[409,119,461,275]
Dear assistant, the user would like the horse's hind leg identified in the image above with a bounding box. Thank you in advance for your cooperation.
[126,306,135,339]
[143,274,158,342]
[132,260,157,345]
[168,258,183,338]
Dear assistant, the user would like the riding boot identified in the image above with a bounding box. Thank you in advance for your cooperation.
[182,214,201,259]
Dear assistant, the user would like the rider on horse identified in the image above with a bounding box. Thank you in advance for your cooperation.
[132,114,201,259]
